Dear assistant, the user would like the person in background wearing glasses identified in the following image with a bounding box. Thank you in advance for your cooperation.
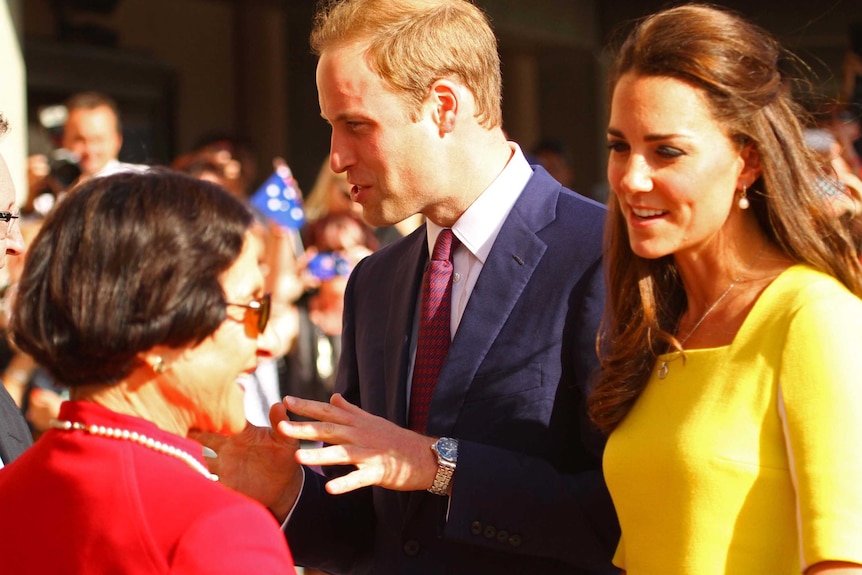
[0,113,30,468]
[0,170,295,574]
[0,210,19,241]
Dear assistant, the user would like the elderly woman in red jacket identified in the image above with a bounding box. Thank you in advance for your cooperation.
[0,170,296,574]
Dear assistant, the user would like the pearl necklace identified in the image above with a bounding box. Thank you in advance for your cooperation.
[50,419,218,481]
[657,245,766,379]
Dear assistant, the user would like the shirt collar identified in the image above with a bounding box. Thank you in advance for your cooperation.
[425,142,531,263]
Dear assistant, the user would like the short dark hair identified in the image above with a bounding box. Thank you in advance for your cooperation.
[10,169,254,387]
[65,91,119,114]
[64,91,122,133]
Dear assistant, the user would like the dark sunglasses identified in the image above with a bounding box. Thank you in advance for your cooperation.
[226,293,271,334]
[0,211,19,240]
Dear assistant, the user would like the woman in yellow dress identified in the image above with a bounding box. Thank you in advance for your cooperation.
[590,4,862,574]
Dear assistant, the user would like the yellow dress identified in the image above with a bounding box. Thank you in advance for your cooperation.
[604,265,862,574]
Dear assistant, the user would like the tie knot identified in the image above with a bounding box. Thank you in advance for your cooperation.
[431,229,459,262]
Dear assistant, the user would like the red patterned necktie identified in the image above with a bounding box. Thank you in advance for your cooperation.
[409,228,460,433]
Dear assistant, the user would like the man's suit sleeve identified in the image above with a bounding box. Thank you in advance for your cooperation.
[282,260,376,573]
[283,465,375,574]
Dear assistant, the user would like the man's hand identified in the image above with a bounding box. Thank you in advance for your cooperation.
[191,403,303,522]
[277,393,439,495]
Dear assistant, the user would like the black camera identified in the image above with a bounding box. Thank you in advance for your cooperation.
[48,149,82,190]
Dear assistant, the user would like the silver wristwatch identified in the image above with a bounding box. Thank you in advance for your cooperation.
[429,437,458,496]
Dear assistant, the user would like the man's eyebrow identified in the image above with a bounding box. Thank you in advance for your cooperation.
[325,110,369,124]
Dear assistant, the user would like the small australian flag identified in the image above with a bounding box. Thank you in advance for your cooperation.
[250,164,305,230]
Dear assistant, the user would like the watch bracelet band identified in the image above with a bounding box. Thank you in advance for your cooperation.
[428,460,455,496]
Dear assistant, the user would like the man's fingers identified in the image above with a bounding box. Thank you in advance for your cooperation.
[324,467,381,495]
[279,418,343,443]
[329,392,363,414]
[295,443,353,466]
[283,394,353,425]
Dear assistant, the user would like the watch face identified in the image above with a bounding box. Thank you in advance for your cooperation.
[436,437,458,461]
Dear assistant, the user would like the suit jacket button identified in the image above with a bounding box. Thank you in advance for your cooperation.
[403,540,421,556]
[470,521,483,536]
[508,534,522,548]
[483,525,497,539]
[496,530,509,544]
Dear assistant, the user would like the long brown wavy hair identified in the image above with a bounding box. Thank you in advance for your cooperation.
[587,4,862,435]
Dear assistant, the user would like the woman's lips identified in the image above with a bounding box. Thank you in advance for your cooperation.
[631,206,670,222]
[631,206,668,219]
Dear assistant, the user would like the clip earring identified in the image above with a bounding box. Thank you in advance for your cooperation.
[738,185,750,210]
[153,357,167,374]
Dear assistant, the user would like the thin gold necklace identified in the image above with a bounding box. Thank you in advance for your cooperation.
[656,244,766,379]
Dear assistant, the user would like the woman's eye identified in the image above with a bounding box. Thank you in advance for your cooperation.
[656,146,684,158]
[607,141,629,153]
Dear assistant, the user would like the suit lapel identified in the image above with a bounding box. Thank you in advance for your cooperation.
[384,226,428,429]
[385,227,430,519]
[404,172,559,517]
[425,173,558,439]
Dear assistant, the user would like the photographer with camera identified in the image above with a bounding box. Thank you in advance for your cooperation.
[27,91,147,216]
[60,91,147,183]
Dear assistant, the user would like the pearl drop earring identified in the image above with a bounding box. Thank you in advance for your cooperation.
[153,357,166,373]
[738,185,750,210]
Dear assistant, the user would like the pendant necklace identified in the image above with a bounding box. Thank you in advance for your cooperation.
[656,244,766,380]
[50,419,219,481]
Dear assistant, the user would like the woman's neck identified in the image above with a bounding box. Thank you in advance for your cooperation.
[71,376,191,436]
[673,238,792,348]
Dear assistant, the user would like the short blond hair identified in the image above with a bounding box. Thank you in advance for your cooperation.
[311,0,502,128]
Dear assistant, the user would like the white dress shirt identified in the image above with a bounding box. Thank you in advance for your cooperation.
[407,142,534,395]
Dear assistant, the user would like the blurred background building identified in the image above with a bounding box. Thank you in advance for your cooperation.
[0,0,860,203]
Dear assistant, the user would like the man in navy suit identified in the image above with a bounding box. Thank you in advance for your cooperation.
[0,115,32,468]
[206,1,618,573]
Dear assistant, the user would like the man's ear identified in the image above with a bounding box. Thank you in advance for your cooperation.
[429,79,459,135]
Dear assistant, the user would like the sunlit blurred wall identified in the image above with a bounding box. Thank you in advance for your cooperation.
[0,0,28,206]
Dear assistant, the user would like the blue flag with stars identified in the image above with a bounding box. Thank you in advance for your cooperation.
[250,165,305,230]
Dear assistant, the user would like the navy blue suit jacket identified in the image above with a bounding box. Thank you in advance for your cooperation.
[0,382,32,465]
[286,167,619,574]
